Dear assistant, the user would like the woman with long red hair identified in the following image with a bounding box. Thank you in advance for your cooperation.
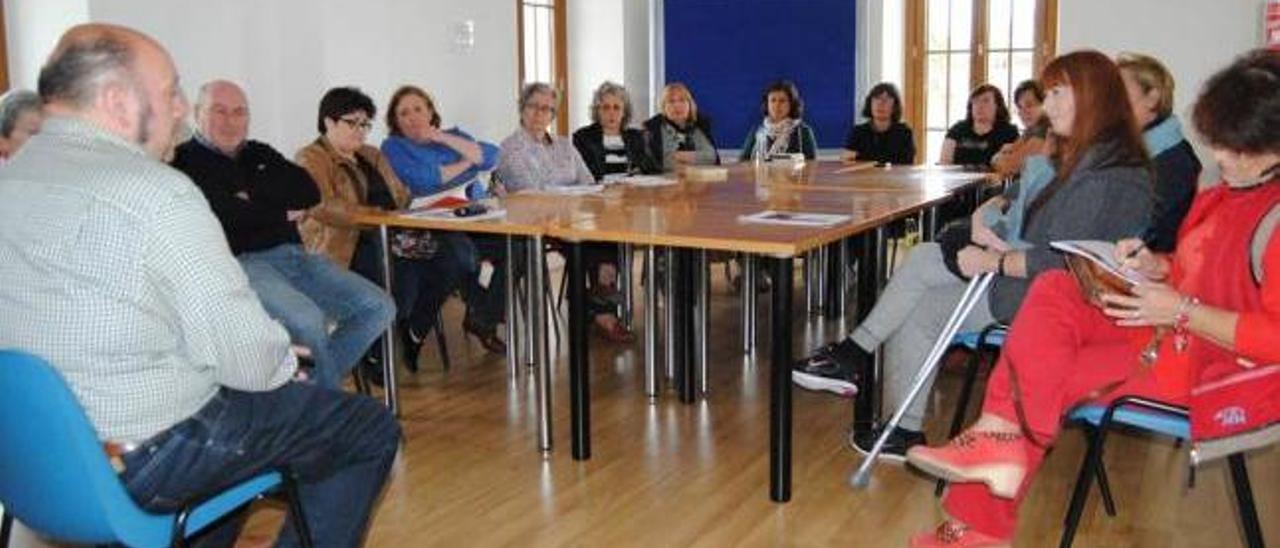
[906,50,1280,547]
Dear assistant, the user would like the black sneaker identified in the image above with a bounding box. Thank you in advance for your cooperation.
[849,425,926,463]
[791,339,871,398]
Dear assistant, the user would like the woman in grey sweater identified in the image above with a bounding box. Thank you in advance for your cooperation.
[793,50,1154,459]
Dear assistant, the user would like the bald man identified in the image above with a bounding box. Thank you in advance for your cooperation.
[172,80,395,390]
[0,24,399,546]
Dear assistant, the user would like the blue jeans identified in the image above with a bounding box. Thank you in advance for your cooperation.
[239,244,395,389]
[119,383,401,546]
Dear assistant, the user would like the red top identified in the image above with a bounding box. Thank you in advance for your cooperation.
[1152,180,1280,397]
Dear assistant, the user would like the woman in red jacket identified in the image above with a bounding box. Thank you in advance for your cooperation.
[905,49,1280,547]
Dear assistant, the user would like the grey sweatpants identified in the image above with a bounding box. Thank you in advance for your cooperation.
[849,242,995,432]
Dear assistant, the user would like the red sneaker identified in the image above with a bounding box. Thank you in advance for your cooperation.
[909,521,1011,547]
[905,429,1027,499]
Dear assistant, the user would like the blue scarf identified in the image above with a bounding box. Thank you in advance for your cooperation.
[1143,115,1184,158]
[982,153,1054,250]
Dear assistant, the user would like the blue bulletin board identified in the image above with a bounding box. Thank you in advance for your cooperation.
[664,0,858,150]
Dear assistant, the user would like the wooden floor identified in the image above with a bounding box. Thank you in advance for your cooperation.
[239,263,1280,547]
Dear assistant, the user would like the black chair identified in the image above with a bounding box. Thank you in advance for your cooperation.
[1059,397,1265,548]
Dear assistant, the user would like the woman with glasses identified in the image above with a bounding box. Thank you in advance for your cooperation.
[298,87,461,371]
[496,82,594,193]
[298,87,407,280]
[497,82,634,342]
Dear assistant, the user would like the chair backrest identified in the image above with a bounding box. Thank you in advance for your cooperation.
[0,349,172,546]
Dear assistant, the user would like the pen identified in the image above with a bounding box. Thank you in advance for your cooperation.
[1124,231,1158,260]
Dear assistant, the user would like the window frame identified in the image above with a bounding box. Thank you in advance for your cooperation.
[516,0,569,136]
[903,0,1057,163]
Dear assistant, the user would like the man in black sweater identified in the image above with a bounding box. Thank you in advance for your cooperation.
[172,80,394,390]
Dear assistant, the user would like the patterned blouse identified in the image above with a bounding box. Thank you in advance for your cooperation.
[495,128,594,192]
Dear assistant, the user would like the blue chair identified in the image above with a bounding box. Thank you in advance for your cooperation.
[0,350,313,547]
[1060,396,1264,548]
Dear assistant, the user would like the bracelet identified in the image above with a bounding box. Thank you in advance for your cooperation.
[996,252,1007,276]
[1172,295,1200,353]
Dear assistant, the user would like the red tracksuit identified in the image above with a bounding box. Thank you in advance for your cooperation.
[942,181,1280,539]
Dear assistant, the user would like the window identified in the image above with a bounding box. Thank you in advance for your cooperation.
[517,0,568,135]
[904,0,1057,163]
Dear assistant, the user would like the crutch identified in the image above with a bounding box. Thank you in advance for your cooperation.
[849,272,996,489]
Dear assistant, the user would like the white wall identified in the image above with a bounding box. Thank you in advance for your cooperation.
[1059,0,1266,183]
[566,0,625,131]
[857,0,905,98]
[623,0,652,121]
[3,0,90,91]
[7,0,518,154]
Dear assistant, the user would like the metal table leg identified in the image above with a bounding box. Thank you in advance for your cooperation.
[567,241,590,459]
[697,249,709,396]
[527,235,552,454]
[804,250,814,316]
[377,224,399,416]
[621,243,634,330]
[644,245,658,400]
[664,247,676,381]
[744,254,757,356]
[505,235,518,377]
[837,238,849,319]
[769,255,795,502]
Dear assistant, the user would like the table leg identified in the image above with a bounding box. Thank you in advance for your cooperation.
[743,254,757,356]
[621,243,634,330]
[644,245,659,400]
[527,236,552,454]
[698,249,710,396]
[769,256,794,502]
[377,224,399,417]
[505,235,518,377]
[567,241,590,459]
[676,248,696,404]
[670,245,680,378]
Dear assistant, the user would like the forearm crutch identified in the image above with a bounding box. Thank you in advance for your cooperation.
[849,272,996,489]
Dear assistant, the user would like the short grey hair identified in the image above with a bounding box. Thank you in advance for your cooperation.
[37,31,137,108]
[0,90,41,138]
[518,82,558,115]
[589,81,633,127]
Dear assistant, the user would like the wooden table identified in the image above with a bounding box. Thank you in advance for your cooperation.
[529,162,992,502]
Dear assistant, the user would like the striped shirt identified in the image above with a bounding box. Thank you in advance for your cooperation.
[0,116,296,443]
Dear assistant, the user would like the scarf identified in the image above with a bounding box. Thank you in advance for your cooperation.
[761,117,800,157]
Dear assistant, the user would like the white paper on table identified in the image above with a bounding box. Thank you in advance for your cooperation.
[613,175,678,187]
[538,184,606,196]
[738,210,851,227]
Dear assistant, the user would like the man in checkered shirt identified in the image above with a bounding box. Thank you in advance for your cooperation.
[0,24,400,546]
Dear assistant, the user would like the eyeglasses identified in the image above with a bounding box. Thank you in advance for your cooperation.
[525,103,556,114]
[338,117,373,131]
